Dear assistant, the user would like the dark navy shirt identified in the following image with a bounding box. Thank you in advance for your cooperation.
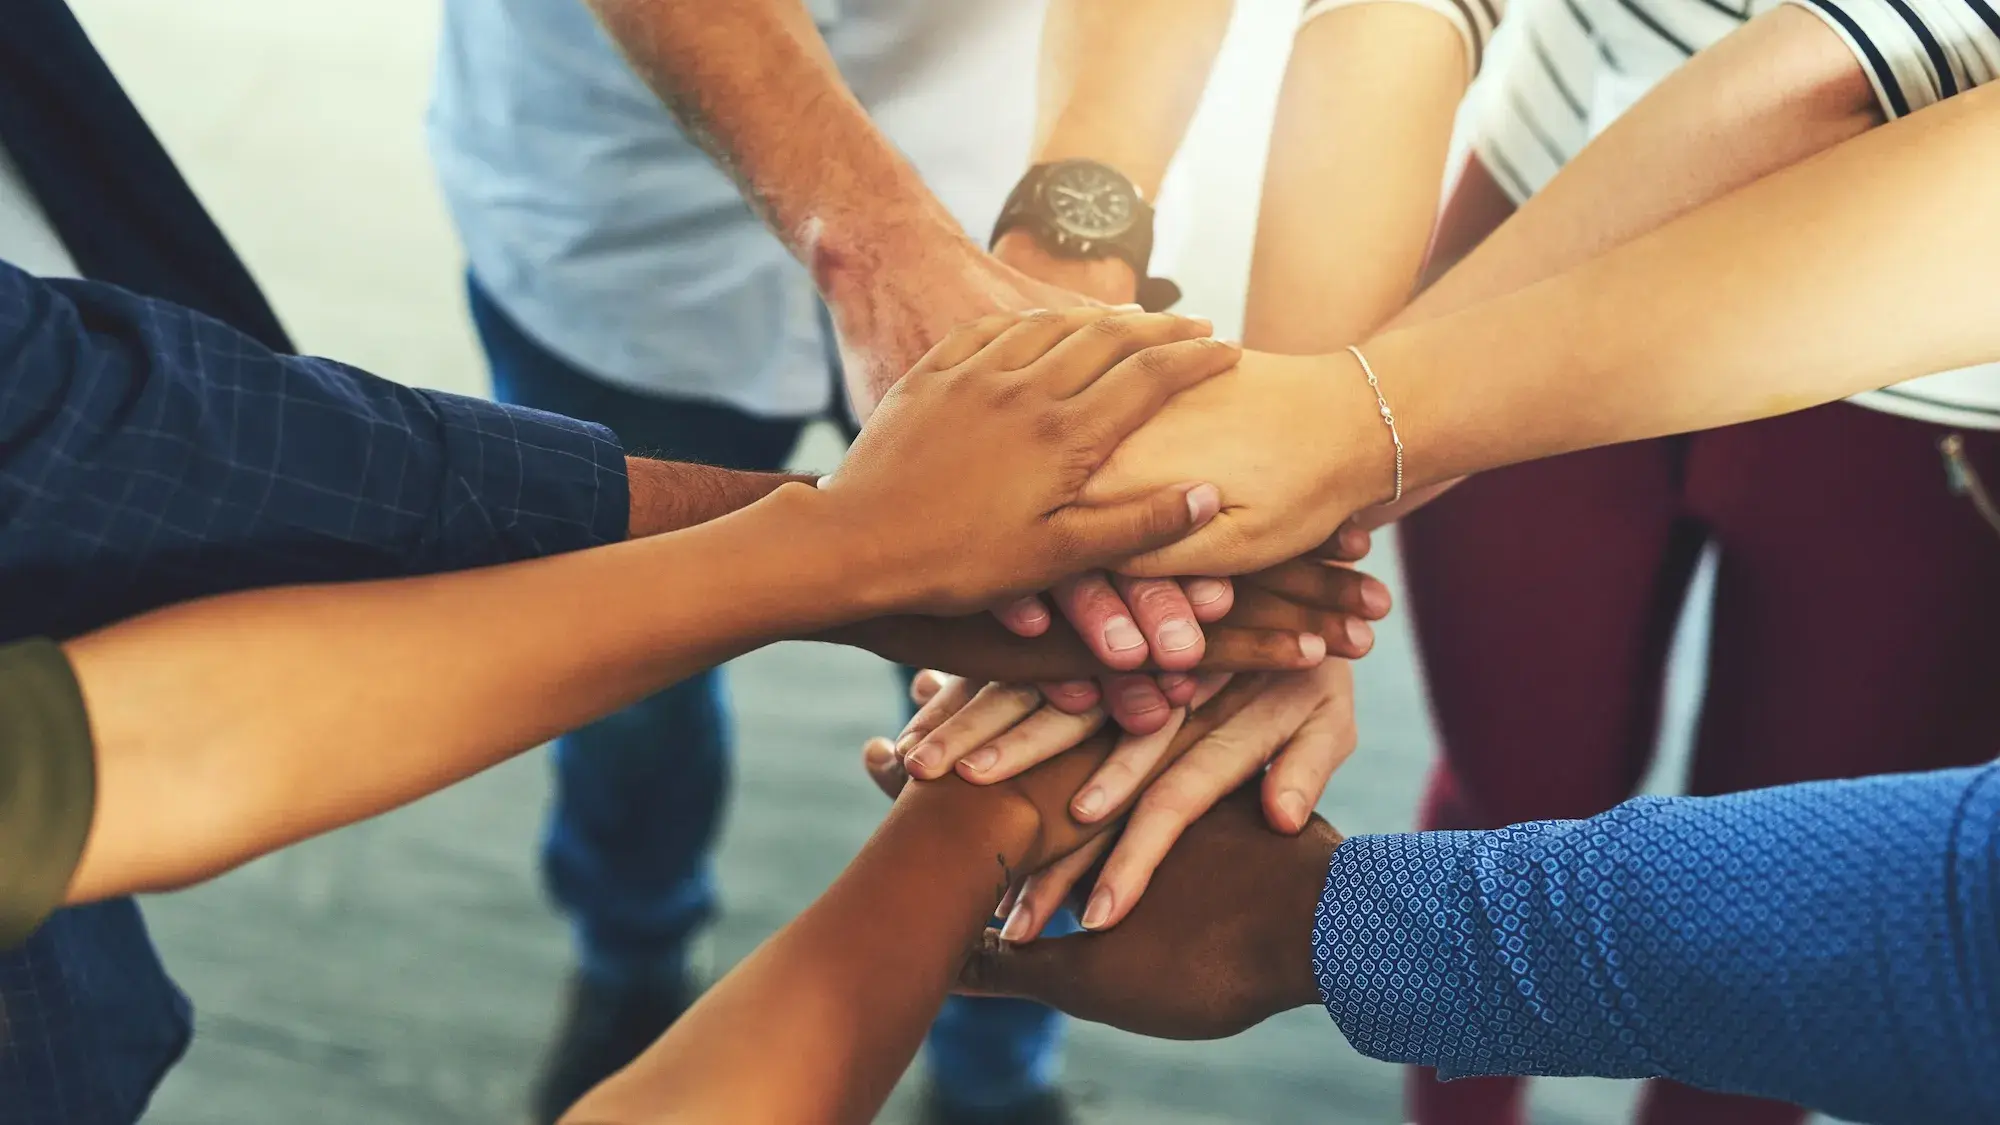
[1316,764,2000,1123]
[0,258,630,1122]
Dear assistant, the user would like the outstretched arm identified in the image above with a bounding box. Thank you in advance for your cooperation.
[562,678,1257,1125]
[962,767,2000,1123]
[1079,75,2000,577]
[580,0,1086,416]
[43,310,1239,907]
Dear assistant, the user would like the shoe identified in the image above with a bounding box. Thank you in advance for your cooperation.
[528,972,697,1125]
[918,1085,1076,1125]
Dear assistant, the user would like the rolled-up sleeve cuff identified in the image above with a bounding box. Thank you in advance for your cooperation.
[420,390,630,570]
[1782,0,2000,120]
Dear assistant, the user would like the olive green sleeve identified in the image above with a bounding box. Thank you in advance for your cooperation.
[0,638,96,951]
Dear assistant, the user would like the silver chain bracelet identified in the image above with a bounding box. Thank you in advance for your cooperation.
[1345,345,1404,504]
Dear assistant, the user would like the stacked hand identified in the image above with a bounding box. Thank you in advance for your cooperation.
[814,523,1382,682]
[834,243,1269,733]
[818,306,1238,617]
[1079,348,1399,579]
[857,526,1382,938]
[958,784,1339,1040]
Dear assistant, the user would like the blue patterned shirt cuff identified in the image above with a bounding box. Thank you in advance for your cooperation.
[1313,830,1502,1079]
[419,389,629,570]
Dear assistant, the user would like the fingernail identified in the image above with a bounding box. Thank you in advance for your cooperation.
[1156,620,1200,652]
[961,746,999,774]
[814,474,833,490]
[1362,579,1392,616]
[1299,633,1327,662]
[1007,595,1050,628]
[999,900,1035,943]
[1081,887,1114,930]
[906,742,941,776]
[1120,683,1166,714]
[1188,315,1214,333]
[1277,789,1310,830]
[1186,578,1228,606]
[1185,484,1221,525]
[1346,618,1374,649]
[1114,303,1145,312]
[1073,786,1107,819]
[1104,615,1146,653]
[1157,672,1192,695]
[864,739,896,768]
[895,730,922,755]
[1342,525,1370,556]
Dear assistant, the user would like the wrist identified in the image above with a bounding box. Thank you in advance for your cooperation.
[1273,818,1345,1011]
[812,206,983,323]
[734,482,905,628]
[625,458,815,539]
[991,230,1139,305]
[1312,348,1407,509]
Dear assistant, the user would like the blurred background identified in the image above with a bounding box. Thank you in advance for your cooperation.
[63,0,1738,1121]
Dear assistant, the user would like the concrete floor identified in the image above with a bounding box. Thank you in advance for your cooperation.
[57,1,1748,1121]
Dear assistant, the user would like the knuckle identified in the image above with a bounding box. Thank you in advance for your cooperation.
[985,376,1031,407]
[1130,344,1177,378]
[995,683,1044,713]
[1138,775,1208,821]
[1127,579,1188,617]
[1090,314,1139,342]
[1022,309,1069,332]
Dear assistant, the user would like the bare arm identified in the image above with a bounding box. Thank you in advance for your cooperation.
[560,679,1255,1125]
[993,0,1238,301]
[582,0,1093,415]
[1323,5,1882,523]
[1384,74,1999,489]
[1079,76,2000,576]
[1398,4,1882,330]
[1241,2,1471,352]
[57,310,1238,903]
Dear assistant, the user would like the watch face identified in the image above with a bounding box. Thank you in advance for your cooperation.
[1041,161,1138,241]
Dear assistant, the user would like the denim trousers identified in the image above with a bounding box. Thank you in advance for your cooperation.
[467,275,1069,1109]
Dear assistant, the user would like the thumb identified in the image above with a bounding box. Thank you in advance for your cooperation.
[956,929,1089,1008]
[1051,483,1221,571]
[861,737,907,801]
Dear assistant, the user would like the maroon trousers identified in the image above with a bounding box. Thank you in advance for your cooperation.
[1398,402,2000,1125]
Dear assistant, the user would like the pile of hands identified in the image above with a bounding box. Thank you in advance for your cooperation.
[798,240,1403,1039]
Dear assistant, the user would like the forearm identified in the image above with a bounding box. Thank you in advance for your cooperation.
[1033,0,1235,198]
[564,784,1037,1125]
[582,0,975,314]
[624,457,813,539]
[62,485,870,902]
[1391,5,1880,332]
[1315,766,2000,1122]
[1242,4,1470,351]
[1373,78,2000,488]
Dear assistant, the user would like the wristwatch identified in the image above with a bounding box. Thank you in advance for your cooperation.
[990,159,1182,312]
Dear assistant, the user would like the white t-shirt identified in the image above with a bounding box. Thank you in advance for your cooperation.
[0,143,79,280]
[1303,0,2000,429]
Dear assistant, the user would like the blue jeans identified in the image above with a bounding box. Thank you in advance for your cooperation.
[468,276,1067,1110]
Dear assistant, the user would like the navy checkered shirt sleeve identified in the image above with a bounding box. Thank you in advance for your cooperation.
[1313,765,2000,1124]
[0,259,628,637]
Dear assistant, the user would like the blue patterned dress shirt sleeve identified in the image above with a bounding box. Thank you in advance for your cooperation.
[0,258,629,640]
[1314,764,2000,1124]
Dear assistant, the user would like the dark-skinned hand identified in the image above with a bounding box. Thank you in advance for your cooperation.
[954,784,1340,1040]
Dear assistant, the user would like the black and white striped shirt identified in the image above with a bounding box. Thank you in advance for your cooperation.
[1301,0,2000,428]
